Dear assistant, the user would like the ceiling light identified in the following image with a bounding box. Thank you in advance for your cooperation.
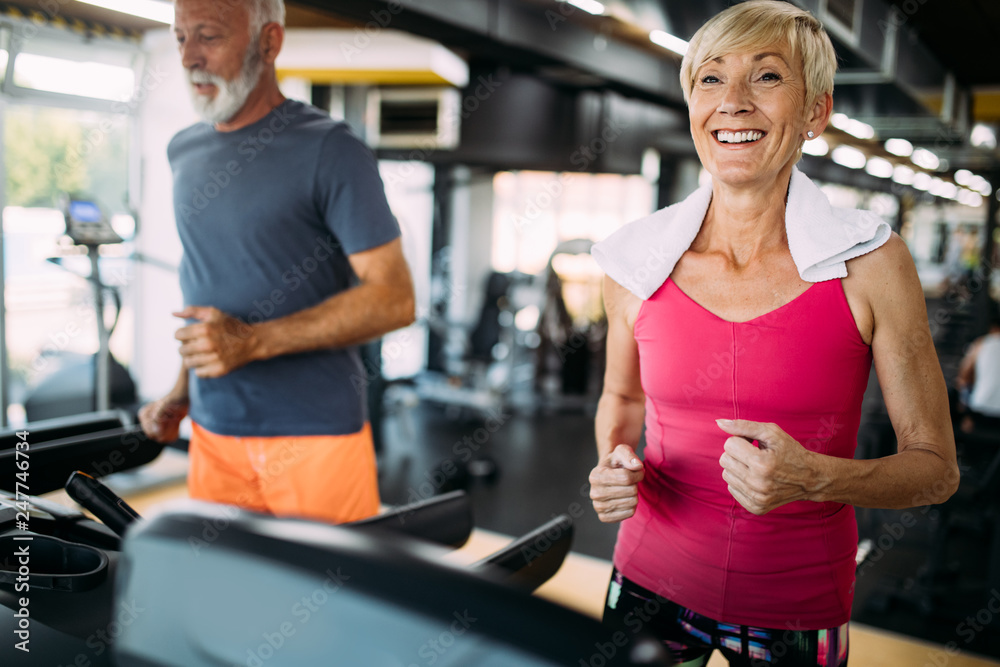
[940,182,958,200]
[846,119,875,140]
[978,181,993,197]
[77,0,174,23]
[892,165,915,185]
[865,156,894,178]
[912,172,933,191]
[649,30,689,56]
[969,175,990,194]
[910,148,940,171]
[565,0,606,15]
[954,169,973,186]
[831,145,867,169]
[884,138,913,157]
[958,189,984,207]
[802,137,829,156]
[971,123,997,149]
[830,113,874,140]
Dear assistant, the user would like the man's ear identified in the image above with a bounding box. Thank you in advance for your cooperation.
[805,92,834,138]
[259,22,284,65]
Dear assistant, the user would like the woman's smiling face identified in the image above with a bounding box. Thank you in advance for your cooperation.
[689,45,813,189]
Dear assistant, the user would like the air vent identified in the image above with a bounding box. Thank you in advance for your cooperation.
[821,0,862,45]
[366,88,461,150]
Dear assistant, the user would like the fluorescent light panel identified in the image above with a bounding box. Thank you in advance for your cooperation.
[910,148,940,171]
[830,113,874,140]
[649,30,689,56]
[884,138,913,157]
[912,172,933,191]
[76,0,174,24]
[802,137,829,156]
[566,0,606,15]
[831,145,866,169]
[892,165,915,185]
[865,156,894,178]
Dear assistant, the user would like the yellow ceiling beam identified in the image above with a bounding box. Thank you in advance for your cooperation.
[277,69,459,86]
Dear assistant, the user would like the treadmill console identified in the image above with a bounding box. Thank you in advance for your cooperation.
[64,198,122,247]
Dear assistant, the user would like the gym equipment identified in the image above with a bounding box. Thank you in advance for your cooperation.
[65,471,141,537]
[0,411,163,494]
[113,502,669,667]
[65,196,121,415]
[1,454,667,667]
[21,197,138,422]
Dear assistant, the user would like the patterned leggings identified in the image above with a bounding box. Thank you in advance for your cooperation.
[602,570,849,667]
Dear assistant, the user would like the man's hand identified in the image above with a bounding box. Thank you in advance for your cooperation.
[589,444,645,523]
[717,419,826,515]
[138,394,189,443]
[175,306,259,378]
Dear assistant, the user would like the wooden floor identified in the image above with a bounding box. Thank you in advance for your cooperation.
[45,478,1000,667]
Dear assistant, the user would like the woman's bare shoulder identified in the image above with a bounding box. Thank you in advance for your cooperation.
[603,274,645,330]
[844,232,927,340]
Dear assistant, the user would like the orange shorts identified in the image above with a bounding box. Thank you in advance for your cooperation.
[187,421,380,524]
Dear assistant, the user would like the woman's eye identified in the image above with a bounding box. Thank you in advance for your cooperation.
[701,75,720,84]
[760,72,781,81]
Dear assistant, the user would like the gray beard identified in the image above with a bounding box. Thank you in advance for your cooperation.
[187,42,263,124]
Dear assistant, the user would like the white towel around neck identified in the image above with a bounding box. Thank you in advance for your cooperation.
[590,166,893,300]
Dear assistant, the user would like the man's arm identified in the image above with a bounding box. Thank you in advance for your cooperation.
[177,238,415,378]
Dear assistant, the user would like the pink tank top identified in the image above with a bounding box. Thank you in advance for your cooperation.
[615,277,872,629]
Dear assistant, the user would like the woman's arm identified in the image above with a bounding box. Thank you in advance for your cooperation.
[719,234,959,513]
[595,277,646,460]
[590,276,647,523]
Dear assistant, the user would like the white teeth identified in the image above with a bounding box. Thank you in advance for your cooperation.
[716,131,762,144]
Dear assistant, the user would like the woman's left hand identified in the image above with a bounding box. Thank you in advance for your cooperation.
[716,419,826,515]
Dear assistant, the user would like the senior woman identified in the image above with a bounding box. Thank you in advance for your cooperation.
[588,1,958,665]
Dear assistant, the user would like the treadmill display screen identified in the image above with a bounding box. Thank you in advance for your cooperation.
[68,200,102,224]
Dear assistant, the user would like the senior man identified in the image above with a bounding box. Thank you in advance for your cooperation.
[139,0,415,524]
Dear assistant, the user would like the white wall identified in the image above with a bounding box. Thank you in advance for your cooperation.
[447,169,496,327]
[134,29,197,401]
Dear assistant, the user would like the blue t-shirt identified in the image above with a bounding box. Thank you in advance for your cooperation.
[168,100,400,436]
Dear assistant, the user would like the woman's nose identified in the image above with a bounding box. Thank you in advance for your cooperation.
[717,80,753,115]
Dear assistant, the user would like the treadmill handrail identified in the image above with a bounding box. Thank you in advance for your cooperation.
[471,514,574,592]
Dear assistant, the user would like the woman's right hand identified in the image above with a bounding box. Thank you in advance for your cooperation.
[589,444,645,523]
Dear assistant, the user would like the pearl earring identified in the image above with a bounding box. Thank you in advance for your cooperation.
[807,131,815,139]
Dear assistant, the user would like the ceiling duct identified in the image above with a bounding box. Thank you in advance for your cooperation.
[366,87,462,150]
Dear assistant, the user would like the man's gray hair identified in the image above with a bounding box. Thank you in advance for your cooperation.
[247,0,285,37]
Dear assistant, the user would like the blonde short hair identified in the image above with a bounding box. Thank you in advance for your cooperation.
[679,0,837,107]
